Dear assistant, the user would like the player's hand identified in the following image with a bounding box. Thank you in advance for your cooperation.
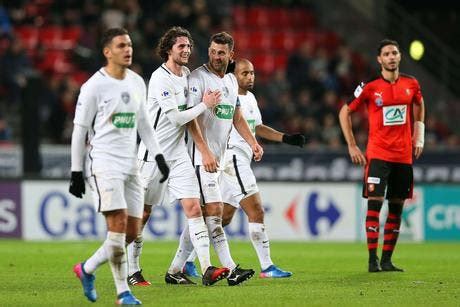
[282,133,306,147]
[252,143,264,162]
[202,149,218,173]
[202,90,221,108]
[155,154,169,183]
[414,146,423,160]
[69,171,85,198]
[348,144,366,166]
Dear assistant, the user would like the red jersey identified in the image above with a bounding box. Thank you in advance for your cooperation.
[348,73,423,164]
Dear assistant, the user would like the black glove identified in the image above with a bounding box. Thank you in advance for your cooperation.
[226,60,235,74]
[282,133,306,148]
[69,171,85,198]
[155,154,169,183]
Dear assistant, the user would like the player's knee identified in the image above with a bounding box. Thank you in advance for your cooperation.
[221,214,232,227]
[125,229,137,244]
[186,202,202,218]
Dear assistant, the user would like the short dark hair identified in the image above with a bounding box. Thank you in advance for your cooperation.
[209,32,234,51]
[377,38,399,55]
[101,28,129,48]
[157,26,194,62]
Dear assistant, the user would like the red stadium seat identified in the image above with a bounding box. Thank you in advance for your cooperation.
[248,30,272,50]
[232,30,251,54]
[232,5,247,29]
[61,27,82,49]
[39,26,63,49]
[14,26,39,50]
[246,6,270,28]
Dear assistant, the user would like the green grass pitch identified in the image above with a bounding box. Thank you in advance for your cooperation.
[1,240,459,306]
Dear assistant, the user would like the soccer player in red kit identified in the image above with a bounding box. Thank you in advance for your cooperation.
[338,39,425,272]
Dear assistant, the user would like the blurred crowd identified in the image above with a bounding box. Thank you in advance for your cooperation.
[0,0,458,149]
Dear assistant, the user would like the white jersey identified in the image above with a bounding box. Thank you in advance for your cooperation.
[138,64,191,162]
[74,68,148,175]
[187,65,240,165]
[227,91,262,161]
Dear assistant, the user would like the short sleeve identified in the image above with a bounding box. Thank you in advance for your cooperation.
[187,72,204,108]
[347,82,367,112]
[74,83,98,128]
[412,79,423,104]
[254,103,263,126]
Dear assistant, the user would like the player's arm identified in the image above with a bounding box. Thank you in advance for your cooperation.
[255,124,305,147]
[338,103,366,165]
[413,98,425,159]
[69,84,96,198]
[165,90,221,127]
[138,92,169,182]
[187,118,218,172]
[233,106,263,161]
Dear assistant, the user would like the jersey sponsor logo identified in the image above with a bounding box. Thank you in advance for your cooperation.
[121,92,130,104]
[247,119,256,134]
[112,112,136,128]
[367,176,380,184]
[214,104,235,120]
[178,104,187,111]
[383,105,406,126]
[353,82,364,98]
[374,92,383,106]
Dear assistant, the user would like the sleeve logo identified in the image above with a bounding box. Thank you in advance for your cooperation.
[353,82,364,98]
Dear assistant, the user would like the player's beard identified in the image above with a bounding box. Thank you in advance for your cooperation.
[383,62,398,72]
[210,59,227,74]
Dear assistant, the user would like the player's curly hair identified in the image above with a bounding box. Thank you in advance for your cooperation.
[209,32,234,51]
[157,26,194,62]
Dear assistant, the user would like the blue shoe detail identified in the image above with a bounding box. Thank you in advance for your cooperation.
[182,261,200,278]
[116,291,142,305]
[73,262,97,302]
[259,265,292,278]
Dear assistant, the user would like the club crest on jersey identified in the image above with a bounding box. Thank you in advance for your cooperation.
[121,92,130,104]
[374,92,383,107]
[161,91,170,97]
[222,86,229,97]
[190,86,197,93]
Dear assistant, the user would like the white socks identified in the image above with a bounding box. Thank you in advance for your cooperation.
[186,250,197,263]
[248,223,273,270]
[205,216,236,270]
[84,231,129,295]
[188,217,211,274]
[168,223,194,274]
[127,235,144,276]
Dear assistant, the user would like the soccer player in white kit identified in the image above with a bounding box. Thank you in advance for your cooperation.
[220,59,305,278]
[183,32,263,286]
[69,28,169,305]
[125,26,230,287]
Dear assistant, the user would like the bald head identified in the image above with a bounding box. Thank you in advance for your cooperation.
[234,58,255,94]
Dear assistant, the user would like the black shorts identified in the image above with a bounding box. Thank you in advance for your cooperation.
[362,158,413,200]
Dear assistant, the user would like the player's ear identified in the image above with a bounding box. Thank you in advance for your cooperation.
[229,50,234,60]
[103,46,111,59]
[377,55,382,65]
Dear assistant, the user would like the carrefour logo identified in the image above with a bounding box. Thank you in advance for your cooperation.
[285,192,341,236]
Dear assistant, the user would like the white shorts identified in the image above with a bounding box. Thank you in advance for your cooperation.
[196,165,223,204]
[139,153,200,206]
[87,172,144,218]
[220,153,259,208]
